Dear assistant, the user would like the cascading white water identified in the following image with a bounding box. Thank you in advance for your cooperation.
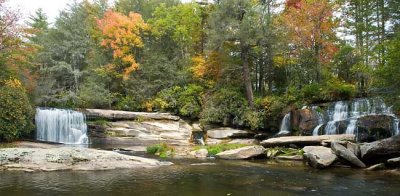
[311,106,324,136]
[394,118,399,135]
[35,108,89,144]
[345,120,357,134]
[277,113,291,135]
[324,101,348,135]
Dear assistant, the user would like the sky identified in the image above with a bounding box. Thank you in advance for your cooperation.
[7,0,194,24]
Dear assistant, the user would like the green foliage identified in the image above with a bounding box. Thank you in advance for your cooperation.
[195,143,249,156]
[200,88,248,127]
[0,80,34,141]
[153,84,204,119]
[324,78,357,101]
[146,143,175,158]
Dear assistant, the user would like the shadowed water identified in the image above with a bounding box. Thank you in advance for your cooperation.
[1,159,400,196]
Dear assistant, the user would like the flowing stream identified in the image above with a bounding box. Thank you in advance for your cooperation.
[1,159,400,195]
[35,108,89,144]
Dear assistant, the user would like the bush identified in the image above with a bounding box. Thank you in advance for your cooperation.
[301,83,324,103]
[0,79,34,141]
[146,143,175,158]
[152,84,204,119]
[200,88,248,127]
[324,78,356,101]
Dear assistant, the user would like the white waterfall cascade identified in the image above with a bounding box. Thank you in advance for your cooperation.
[277,113,291,135]
[35,108,89,144]
[325,101,349,135]
[312,106,325,136]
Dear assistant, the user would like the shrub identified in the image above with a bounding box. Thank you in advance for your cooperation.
[153,84,204,119]
[301,83,324,103]
[200,88,248,127]
[324,78,356,101]
[0,79,34,141]
[146,143,175,158]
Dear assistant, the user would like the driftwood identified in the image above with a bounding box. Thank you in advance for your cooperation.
[260,134,355,147]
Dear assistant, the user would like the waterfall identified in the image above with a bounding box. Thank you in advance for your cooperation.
[35,108,89,144]
[277,113,291,135]
[324,101,348,135]
[345,120,357,134]
[311,106,324,136]
[394,118,399,135]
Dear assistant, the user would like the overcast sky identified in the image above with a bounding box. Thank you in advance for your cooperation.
[7,0,193,24]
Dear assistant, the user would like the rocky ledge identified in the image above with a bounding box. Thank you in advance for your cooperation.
[0,147,172,172]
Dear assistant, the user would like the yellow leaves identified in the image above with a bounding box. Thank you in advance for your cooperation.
[191,55,207,79]
[97,10,149,80]
[4,78,23,89]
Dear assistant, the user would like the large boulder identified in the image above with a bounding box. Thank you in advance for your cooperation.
[303,146,337,169]
[0,147,172,171]
[260,134,355,147]
[216,146,265,160]
[356,115,396,142]
[206,127,253,139]
[291,109,321,135]
[83,109,180,121]
[331,142,366,168]
[360,134,400,163]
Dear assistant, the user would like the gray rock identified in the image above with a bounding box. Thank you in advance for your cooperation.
[228,139,257,145]
[387,157,400,167]
[195,149,208,158]
[207,128,252,139]
[366,163,386,171]
[0,147,172,171]
[360,135,400,163]
[303,146,337,169]
[216,146,265,160]
[275,155,303,161]
[331,142,366,168]
[84,109,180,121]
[346,142,360,158]
[261,134,355,147]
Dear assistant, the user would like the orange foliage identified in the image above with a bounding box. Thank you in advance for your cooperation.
[97,10,149,79]
[191,52,222,82]
[282,0,338,63]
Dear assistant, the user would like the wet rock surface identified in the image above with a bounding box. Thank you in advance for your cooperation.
[303,146,338,169]
[216,146,265,160]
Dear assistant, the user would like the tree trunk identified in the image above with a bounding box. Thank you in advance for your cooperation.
[241,43,254,108]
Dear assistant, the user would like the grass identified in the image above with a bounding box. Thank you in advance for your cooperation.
[146,143,175,158]
[0,142,17,149]
[194,143,249,156]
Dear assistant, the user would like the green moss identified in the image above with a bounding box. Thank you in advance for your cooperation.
[0,142,17,149]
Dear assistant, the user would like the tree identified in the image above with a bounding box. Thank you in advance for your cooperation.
[97,10,149,80]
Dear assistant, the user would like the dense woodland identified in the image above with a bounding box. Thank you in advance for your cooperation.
[1,0,400,141]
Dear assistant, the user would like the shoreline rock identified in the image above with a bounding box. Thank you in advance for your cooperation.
[0,147,172,172]
[303,146,337,169]
[83,109,180,121]
[216,146,265,160]
[331,142,366,168]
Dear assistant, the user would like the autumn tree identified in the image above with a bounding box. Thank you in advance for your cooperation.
[282,0,338,83]
[97,10,149,80]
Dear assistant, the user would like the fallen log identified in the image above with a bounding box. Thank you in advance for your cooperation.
[260,134,355,147]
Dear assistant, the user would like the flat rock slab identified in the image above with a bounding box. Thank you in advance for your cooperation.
[331,142,366,168]
[207,128,252,139]
[216,146,265,160]
[0,147,171,172]
[387,157,400,166]
[303,146,338,169]
[84,109,180,121]
[261,134,355,147]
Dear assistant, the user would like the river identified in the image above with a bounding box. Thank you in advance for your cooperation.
[1,158,400,196]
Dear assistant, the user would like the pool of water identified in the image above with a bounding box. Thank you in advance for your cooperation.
[1,158,400,196]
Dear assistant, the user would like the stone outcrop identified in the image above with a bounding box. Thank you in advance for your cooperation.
[291,109,320,135]
[303,146,337,169]
[331,142,366,168]
[215,146,265,160]
[260,134,355,147]
[83,109,180,121]
[356,115,396,142]
[0,147,172,172]
[206,127,253,139]
[387,157,400,167]
[360,135,400,163]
